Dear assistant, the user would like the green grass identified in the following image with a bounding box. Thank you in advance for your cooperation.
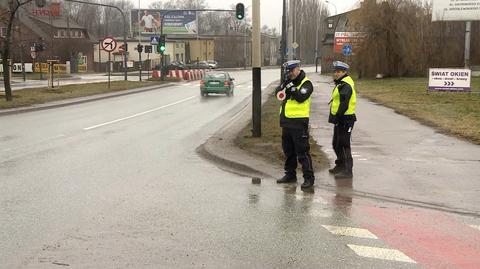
[356,77,480,144]
[0,80,166,110]
[235,89,330,172]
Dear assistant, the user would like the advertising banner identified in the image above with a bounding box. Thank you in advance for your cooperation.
[131,9,197,35]
[334,32,367,54]
[428,68,471,91]
[432,0,480,21]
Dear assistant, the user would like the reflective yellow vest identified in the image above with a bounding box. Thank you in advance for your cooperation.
[330,76,356,115]
[282,76,311,118]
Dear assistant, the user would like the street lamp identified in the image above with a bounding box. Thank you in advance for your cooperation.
[325,0,337,15]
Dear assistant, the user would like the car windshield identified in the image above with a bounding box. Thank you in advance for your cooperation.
[206,73,226,79]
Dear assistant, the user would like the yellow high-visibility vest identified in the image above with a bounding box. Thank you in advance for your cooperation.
[330,76,356,115]
[282,76,311,118]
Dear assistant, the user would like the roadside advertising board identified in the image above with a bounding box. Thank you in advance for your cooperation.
[428,68,471,91]
[334,32,367,54]
[432,0,480,21]
[131,9,197,35]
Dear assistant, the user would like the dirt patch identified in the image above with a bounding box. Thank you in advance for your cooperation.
[234,88,330,173]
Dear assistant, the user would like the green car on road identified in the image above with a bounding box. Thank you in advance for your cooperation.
[200,72,235,97]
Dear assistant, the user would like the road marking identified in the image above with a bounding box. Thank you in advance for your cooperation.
[83,95,196,130]
[322,225,378,239]
[347,244,416,263]
[358,158,368,161]
[182,83,192,86]
[470,225,480,231]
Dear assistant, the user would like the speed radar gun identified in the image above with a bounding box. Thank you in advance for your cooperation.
[276,60,299,101]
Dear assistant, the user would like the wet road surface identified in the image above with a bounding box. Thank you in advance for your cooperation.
[1,68,480,268]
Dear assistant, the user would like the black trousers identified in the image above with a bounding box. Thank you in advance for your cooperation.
[282,127,315,181]
[332,122,354,172]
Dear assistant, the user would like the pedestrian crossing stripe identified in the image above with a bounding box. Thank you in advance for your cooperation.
[322,225,378,239]
[347,244,416,263]
[470,225,480,231]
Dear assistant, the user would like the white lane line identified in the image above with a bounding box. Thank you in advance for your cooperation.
[182,83,192,86]
[358,158,368,161]
[83,95,196,131]
[322,225,378,239]
[347,244,416,263]
[470,224,480,231]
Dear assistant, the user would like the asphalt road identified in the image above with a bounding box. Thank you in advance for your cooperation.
[1,68,478,268]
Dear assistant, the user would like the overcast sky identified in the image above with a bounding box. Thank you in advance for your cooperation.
[133,0,360,29]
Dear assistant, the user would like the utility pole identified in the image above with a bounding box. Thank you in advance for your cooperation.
[287,0,293,60]
[252,0,261,137]
[464,21,471,68]
[280,0,287,80]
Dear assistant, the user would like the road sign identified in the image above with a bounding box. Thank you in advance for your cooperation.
[101,36,117,52]
[31,51,37,59]
[342,44,352,56]
[428,68,471,91]
[150,36,160,44]
[292,42,299,49]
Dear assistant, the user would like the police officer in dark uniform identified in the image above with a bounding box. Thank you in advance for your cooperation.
[275,60,315,189]
[328,61,357,179]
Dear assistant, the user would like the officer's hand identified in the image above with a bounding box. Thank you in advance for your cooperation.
[290,87,297,93]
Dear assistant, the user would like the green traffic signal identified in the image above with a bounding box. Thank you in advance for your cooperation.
[236,3,244,20]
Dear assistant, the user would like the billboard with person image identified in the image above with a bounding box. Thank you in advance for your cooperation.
[131,9,197,35]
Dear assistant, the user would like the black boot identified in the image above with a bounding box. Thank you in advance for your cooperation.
[334,171,353,179]
[328,165,344,174]
[301,179,314,189]
[277,174,297,183]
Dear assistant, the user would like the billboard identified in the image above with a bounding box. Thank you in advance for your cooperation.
[334,32,367,54]
[131,9,197,35]
[432,0,480,21]
[428,68,471,91]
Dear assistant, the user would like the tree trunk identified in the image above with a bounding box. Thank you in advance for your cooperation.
[2,6,17,102]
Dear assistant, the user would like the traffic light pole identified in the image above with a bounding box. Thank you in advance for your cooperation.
[65,0,128,81]
[252,0,261,137]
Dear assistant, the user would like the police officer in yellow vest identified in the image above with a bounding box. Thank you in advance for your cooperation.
[329,61,357,179]
[275,60,315,189]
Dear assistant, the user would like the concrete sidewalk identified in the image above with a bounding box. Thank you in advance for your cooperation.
[199,72,480,216]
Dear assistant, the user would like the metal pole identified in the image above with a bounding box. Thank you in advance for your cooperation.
[147,52,150,79]
[108,51,111,89]
[20,44,25,81]
[287,0,293,60]
[244,29,247,70]
[464,21,471,68]
[315,22,319,73]
[280,0,286,80]
[252,0,261,137]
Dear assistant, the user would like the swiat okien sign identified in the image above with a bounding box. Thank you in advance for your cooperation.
[428,68,471,91]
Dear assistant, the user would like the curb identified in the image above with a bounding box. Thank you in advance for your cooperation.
[195,81,282,179]
[0,82,175,116]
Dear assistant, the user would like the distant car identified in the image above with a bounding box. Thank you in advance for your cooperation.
[200,72,234,97]
[207,60,218,69]
[154,61,185,71]
[187,61,210,69]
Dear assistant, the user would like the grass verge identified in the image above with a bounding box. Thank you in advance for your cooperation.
[0,80,166,110]
[234,89,330,173]
[356,77,480,144]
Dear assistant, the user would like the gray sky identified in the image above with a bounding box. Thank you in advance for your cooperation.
[135,0,359,29]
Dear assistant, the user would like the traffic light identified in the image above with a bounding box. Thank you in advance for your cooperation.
[137,44,143,53]
[235,3,245,20]
[157,35,166,54]
[144,45,152,53]
[119,43,128,52]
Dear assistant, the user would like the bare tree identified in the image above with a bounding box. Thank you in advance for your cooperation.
[1,0,33,101]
